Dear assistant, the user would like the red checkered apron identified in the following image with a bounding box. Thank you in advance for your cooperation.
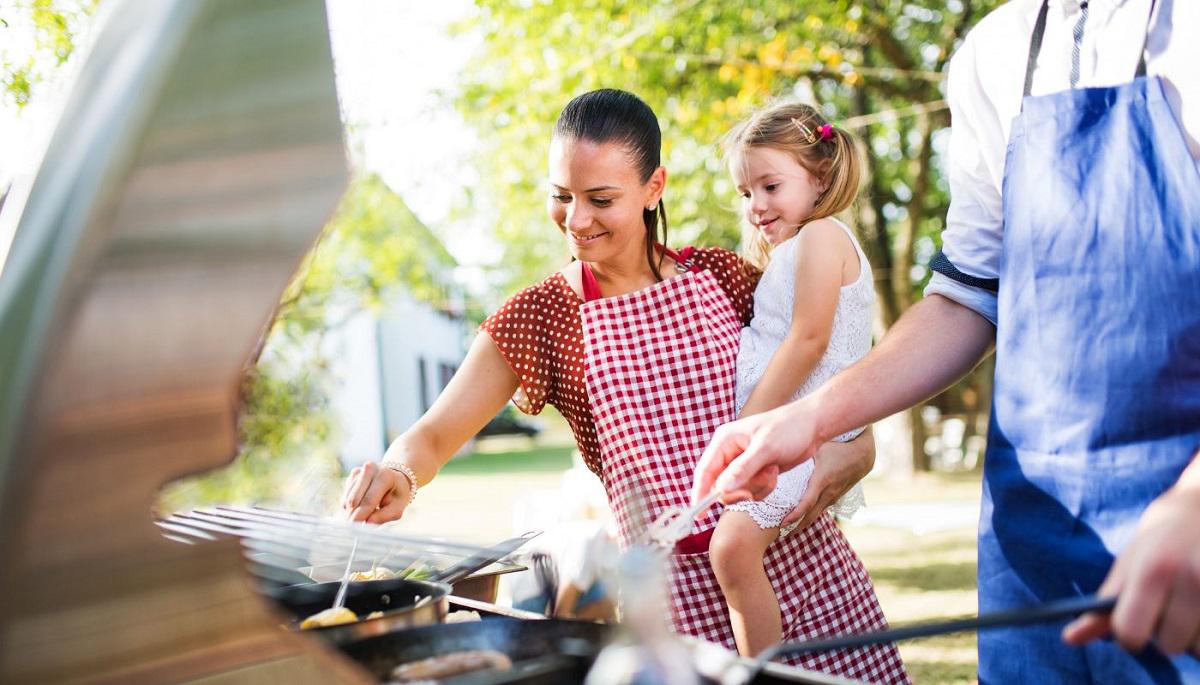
[580,248,909,684]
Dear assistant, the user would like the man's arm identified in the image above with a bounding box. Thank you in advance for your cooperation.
[813,294,995,440]
[694,294,995,502]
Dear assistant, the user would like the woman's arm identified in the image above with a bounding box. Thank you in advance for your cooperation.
[737,220,846,418]
[343,332,519,522]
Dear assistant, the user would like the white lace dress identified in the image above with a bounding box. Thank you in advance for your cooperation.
[727,219,874,530]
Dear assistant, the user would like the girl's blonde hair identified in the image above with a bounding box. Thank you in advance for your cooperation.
[721,102,863,269]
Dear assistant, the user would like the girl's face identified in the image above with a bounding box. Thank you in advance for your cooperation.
[547,136,664,265]
[730,146,826,247]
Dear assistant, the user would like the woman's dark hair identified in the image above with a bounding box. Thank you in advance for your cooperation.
[554,89,669,281]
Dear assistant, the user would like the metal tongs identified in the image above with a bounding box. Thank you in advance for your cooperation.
[644,490,723,547]
[715,593,1118,685]
[331,537,359,611]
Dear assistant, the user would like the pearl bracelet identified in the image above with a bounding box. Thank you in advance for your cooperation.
[382,460,419,505]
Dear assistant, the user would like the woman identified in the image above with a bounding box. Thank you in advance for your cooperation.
[343,89,908,682]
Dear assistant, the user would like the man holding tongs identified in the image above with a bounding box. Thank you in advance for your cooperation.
[695,1,1200,682]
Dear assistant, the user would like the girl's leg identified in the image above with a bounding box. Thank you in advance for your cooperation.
[709,510,782,657]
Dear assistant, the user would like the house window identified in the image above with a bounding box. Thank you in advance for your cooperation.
[438,363,457,392]
[417,357,429,413]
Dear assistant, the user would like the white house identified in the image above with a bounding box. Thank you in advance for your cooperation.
[328,292,468,470]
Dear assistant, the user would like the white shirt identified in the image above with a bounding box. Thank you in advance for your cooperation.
[925,0,1199,324]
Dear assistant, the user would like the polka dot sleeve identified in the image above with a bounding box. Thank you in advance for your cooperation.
[479,283,557,415]
[692,247,762,326]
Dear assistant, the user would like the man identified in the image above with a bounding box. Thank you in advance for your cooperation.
[693,1,1199,681]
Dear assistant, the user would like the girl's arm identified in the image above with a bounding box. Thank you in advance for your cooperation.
[737,219,848,418]
[344,332,519,522]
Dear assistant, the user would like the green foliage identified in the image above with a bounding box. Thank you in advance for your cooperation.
[273,173,459,344]
[158,357,341,512]
[454,0,1002,319]
[160,174,460,512]
[454,0,1004,471]
[1,0,100,109]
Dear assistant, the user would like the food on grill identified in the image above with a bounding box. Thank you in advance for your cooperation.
[299,607,358,629]
[400,565,434,581]
[347,563,433,582]
[350,567,396,582]
[389,649,512,682]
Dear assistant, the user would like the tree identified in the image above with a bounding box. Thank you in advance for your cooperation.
[159,174,462,512]
[1,0,100,109]
[4,0,470,510]
[453,0,1003,472]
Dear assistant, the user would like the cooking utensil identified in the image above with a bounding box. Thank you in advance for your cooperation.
[270,576,452,644]
[644,490,722,547]
[336,618,831,685]
[433,531,541,585]
[721,594,1118,685]
[266,531,541,644]
[331,537,359,611]
[160,506,496,571]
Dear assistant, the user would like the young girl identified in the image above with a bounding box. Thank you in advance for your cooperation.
[708,103,875,658]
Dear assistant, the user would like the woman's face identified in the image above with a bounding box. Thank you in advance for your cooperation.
[547,136,664,265]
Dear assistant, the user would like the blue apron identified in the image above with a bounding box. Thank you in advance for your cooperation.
[980,1,1200,681]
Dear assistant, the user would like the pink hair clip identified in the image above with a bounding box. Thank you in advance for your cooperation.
[818,124,834,141]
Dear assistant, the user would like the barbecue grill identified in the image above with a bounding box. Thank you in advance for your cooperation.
[0,0,358,681]
[0,1,865,683]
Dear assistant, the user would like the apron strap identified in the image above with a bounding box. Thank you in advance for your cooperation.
[1023,0,1051,100]
[579,244,699,303]
[1023,0,1160,103]
[581,260,603,302]
[1134,0,1158,78]
[656,243,699,273]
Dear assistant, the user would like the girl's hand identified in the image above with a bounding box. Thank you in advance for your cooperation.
[1063,479,1200,657]
[342,461,412,524]
[781,429,876,530]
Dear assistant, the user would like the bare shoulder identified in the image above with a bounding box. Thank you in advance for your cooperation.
[796,218,863,286]
[559,260,584,300]
[796,218,854,256]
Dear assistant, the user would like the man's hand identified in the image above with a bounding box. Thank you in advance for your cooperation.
[782,429,876,530]
[692,399,822,505]
[1063,480,1200,656]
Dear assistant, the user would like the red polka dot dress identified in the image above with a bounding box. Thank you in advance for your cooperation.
[481,246,908,683]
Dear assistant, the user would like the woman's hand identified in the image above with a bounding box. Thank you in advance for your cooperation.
[1063,472,1200,657]
[340,333,520,524]
[342,462,412,524]
[781,428,876,530]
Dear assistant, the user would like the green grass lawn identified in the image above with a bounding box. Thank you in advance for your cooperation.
[843,471,982,684]
[440,440,576,475]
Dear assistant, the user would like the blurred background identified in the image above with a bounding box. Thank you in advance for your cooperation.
[1,2,1003,682]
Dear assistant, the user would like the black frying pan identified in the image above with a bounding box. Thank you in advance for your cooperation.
[265,532,539,644]
[339,617,607,683]
[268,576,452,644]
[338,618,849,684]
